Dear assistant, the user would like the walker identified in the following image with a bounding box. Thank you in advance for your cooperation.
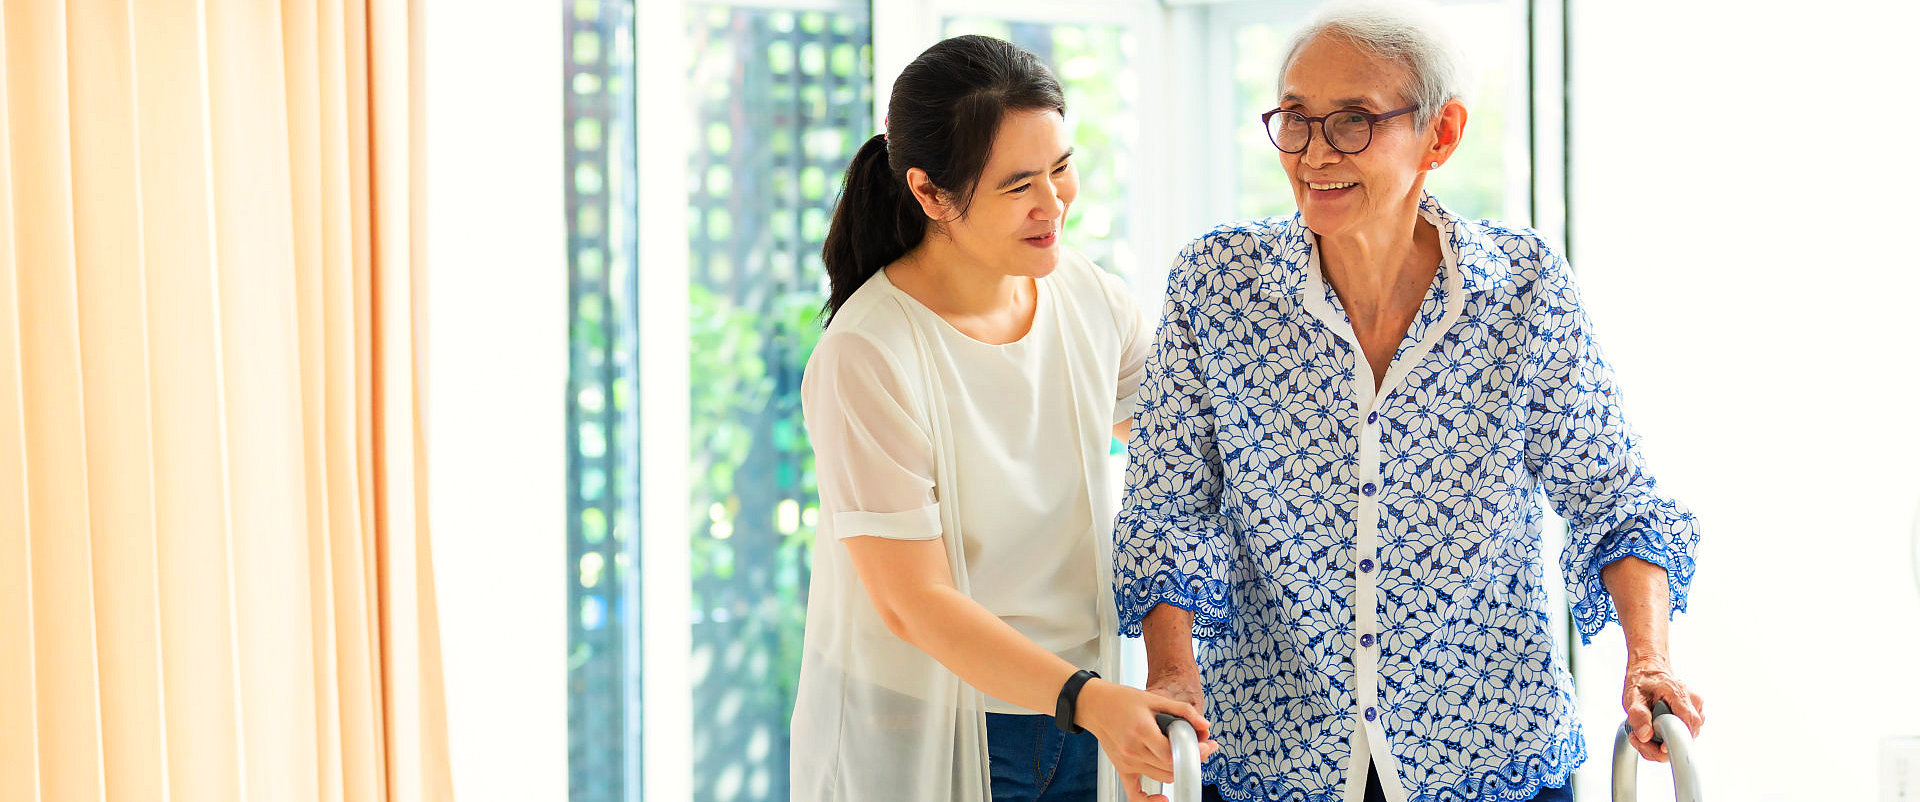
[1148,700,1704,802]
[1612,700,1703,801]
[1151,713,1204,802]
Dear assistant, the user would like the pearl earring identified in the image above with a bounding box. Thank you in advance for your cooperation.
[1429,161,1440,169]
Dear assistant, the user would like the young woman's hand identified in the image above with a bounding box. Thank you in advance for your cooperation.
[1074,679,1218,802]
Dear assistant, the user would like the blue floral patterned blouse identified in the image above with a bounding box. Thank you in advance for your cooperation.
[1114,193,1699,802]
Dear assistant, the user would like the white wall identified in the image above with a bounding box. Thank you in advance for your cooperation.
[420,1,568,800]
[1567,3,1920,799]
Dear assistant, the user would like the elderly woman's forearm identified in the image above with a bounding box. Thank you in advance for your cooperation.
[1601,555,1671,662]
[1142,603,1199,675]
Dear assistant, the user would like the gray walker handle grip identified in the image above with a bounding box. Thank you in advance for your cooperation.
[1147,712,1203,802]
[1611,700,1703,802]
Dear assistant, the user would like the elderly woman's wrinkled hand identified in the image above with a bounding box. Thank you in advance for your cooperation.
[1145,664,1204,711]
[1145,664,1219,763]
[1621,656,1705,762]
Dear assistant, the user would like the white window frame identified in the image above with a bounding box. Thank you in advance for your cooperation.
[636,2,693,801]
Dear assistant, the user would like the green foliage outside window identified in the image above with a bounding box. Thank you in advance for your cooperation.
[685,7,866,800]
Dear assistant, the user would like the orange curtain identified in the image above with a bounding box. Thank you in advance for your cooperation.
[0,1,453,800]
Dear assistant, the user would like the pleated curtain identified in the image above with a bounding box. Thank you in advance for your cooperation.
[0,1,454,800]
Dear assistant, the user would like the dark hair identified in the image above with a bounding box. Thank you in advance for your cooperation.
[820,35,1065,322]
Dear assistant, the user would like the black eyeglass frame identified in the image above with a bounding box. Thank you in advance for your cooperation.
[1260,104,1420,154]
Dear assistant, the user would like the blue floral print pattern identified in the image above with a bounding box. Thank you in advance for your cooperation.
[1115,194,1699,802]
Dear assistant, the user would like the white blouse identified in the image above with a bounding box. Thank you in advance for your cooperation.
[790,249,1148,801]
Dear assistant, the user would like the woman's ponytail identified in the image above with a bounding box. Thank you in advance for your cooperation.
[819,35,1065,325]
[821,134,925,322]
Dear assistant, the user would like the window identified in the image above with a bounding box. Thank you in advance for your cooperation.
[683,5,873,801]
[568,2,874,801]
[564,0,641,798]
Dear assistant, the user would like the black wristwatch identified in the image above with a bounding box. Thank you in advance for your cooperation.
[1054,669,1101,734]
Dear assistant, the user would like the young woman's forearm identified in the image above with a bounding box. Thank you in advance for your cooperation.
[889,584,1084,715]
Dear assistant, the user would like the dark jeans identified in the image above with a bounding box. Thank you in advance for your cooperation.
[986,712,1101,802]
[1200,761,1574,801]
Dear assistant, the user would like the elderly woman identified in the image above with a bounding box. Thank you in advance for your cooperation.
[1115,2,1706,800]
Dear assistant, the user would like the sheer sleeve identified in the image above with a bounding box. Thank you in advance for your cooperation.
[802,330,941,540]
[1095,268,1151,425]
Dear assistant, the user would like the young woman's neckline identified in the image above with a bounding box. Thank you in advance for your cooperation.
[879,264,1050,348]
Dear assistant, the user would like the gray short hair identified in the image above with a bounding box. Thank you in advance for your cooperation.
[1279,0,1465,128]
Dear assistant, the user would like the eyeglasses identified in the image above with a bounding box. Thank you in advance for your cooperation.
[1260,104,1419,155]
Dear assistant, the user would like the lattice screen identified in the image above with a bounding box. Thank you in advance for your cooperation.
[565,0,641,799]
[566,3,873,801]
[685,8,873,800]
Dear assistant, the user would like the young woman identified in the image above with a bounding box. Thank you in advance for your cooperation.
[789,35,1213,802]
